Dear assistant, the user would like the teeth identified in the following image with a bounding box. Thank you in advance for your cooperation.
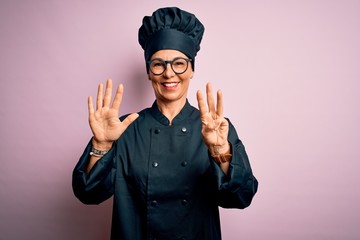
[163,82,178,87]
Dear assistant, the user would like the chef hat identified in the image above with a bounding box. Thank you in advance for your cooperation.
[138,7,205,72]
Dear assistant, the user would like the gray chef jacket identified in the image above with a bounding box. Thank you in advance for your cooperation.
[72,100,258,240]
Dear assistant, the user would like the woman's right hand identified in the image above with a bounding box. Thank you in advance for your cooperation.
[88,79,139,151]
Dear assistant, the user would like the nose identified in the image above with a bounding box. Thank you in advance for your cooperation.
[163,62,175,78]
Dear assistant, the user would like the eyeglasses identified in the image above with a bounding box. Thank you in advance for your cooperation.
[147,57,192,75]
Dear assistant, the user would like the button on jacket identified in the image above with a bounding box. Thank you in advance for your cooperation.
[72,100,258,240]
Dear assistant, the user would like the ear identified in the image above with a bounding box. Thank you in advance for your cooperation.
[190,72,194,79]
[147,74,151,81]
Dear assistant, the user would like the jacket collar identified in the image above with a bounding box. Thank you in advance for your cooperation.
[150,99,193,126]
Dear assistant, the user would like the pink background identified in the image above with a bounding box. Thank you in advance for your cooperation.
[1,0,359,239]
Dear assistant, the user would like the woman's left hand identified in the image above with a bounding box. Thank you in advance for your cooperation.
[196,83,230,154]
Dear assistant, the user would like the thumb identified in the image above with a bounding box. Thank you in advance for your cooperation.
[122,113,139,128]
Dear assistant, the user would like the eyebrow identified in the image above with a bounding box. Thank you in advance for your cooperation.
[150,56,186,60]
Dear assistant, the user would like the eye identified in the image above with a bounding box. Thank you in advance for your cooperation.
[151,60,164,68]
[173,59,186,66]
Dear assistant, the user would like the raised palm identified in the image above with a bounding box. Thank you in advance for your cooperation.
[196,83,229,150]
[88,79,139,149]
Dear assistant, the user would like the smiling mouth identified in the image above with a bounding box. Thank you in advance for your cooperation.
[161,82,179,88]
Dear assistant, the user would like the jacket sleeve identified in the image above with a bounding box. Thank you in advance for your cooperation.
[210,120,258,209]
[72,140,116,205]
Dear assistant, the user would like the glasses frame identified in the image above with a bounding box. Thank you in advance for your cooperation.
[147,57,192,75]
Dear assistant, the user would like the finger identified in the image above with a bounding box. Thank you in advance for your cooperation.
[216,90,224,118]
[88,96,95,115]
[103,79,113,107]
[121,113,140,128]
[196,90,208,116]
[112,84,124,111]
[206,83,216,117]
[96,83,104,110]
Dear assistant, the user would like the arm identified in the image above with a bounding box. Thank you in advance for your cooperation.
[197,83,258,208]
[72,140,116,204]
[86,79,138,174]
[211,121,258,209]
[196,83,231,174]
[72,79,139,204]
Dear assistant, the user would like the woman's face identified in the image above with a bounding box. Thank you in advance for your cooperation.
[148,49,193,105]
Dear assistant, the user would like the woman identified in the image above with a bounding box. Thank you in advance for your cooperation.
[73,7,258,240]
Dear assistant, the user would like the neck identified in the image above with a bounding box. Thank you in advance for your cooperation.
[156,98,186,125]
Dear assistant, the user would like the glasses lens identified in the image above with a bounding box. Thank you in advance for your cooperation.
[150,59,165,75]
[172,58,188,74]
